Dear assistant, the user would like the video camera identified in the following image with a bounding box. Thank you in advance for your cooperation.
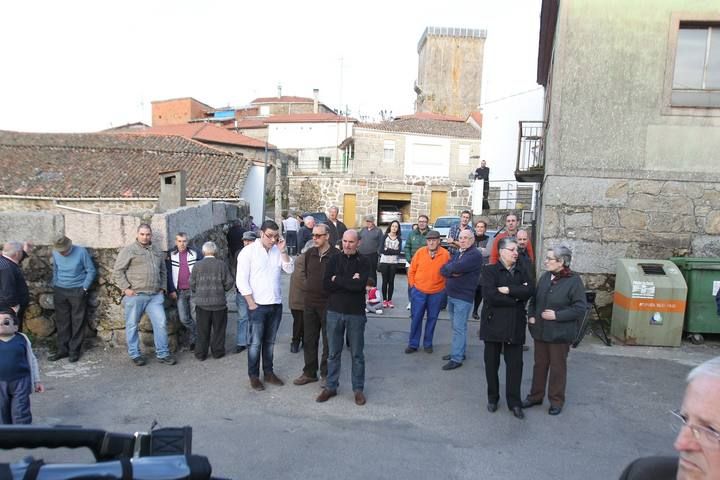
[0,425,228,480]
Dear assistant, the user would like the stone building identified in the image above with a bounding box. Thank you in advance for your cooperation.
[519,0,720,311]
[288,112,481,227]
[414,26,487,118]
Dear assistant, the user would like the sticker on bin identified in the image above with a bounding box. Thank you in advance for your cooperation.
[713,281,720,296]
[650,312,663,326]
[631,281,655,299]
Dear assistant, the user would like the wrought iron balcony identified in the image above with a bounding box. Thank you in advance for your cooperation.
[515,121,545,183]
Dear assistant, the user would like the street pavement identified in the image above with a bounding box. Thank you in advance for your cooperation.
[2,272,719,479]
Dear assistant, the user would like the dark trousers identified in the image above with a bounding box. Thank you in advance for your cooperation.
[473,285,483,315]
[291,309,304,345]
[53,287,88,355]
[195,307,228,359]
[378,263,397,302]
[286,230,298,255]
[484,341,523,408]
[0,376,32,424]
[364,252,379,285]
[303,305,329,378]
[528,340,571,408]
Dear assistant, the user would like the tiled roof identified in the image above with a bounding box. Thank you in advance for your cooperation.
[262,113,357,124]
[469,111,483,126]
[0,130,250,199]
[133,123,275,149]
[233,119,267,129]
[357,117,480,139]
[395,112,466,122]
[251,96,314,104]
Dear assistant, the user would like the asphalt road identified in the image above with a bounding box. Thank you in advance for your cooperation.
[2,273,718,479]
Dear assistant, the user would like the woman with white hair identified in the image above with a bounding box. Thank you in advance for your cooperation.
[522,244,587,416]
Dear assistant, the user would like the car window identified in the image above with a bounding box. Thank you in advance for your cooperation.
[434,217,459,228]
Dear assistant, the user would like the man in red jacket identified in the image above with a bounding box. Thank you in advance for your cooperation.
[489,213,534,265]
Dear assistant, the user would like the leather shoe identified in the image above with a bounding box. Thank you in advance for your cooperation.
[293,374,318,386]
[442,354,466,361]
[424,346,433,354]
[472,312,480,320]
[487,403,498,413]
[290,343,300,353]
[235,345,246,354]
[442,360,462,371]
[521,398,542,409]
[512,407,525,419]
[316,389,337,403]
[249,376,265,391]
[48,352,69,362]
[404,347,417,354]
[264,372,284,386]
[354,391,366,406]
[69,353,80,363]
[548,406,562,416]
[131,355,146,366]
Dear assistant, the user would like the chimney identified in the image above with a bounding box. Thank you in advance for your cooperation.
[277,83,282,98]
[313,88,319,113]
[158,170,187,212]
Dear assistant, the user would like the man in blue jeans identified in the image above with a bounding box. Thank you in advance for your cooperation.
[236,221,294,391]
[316,230,371,406]
[440,229,482,370]
[113,224,175,366]
[234,231,256,353]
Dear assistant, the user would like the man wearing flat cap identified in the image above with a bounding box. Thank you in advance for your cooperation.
[50,235,96,362]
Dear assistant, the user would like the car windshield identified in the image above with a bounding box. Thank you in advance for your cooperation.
[400,224,413,237]
[434,217,459,228]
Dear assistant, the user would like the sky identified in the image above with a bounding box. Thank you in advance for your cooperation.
[0,0,544,181]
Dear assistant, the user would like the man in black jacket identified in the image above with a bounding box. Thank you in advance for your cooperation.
[316,230,371,406]
[0,242,30,331]
[479,236,534,419]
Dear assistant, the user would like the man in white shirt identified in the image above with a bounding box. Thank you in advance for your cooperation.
[237,220,294,391]
[282,212,300,255]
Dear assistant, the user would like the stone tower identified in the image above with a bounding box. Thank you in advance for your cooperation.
[414,26,487,118]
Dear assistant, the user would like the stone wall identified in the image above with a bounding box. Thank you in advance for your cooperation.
[3,201,250,353]
[538,176,720,313]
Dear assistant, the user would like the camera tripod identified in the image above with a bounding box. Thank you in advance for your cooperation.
[573,291,612,347]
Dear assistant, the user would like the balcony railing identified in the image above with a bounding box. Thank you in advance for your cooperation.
[515,121,545,183]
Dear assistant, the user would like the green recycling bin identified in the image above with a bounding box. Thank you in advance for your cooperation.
[612,259,687,346]
[670,257,720,342]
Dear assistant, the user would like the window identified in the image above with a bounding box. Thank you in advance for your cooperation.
[672,24,720,107]
[319,156,331,170]
[458,145,470,165]
[383,140,395,162]
[259,105,270,116]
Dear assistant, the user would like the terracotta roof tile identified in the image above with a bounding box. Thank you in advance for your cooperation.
[0,130,251,199]
[395,112,466,122]
[357,117,480,139]
[262,113,357,124]
[469,111,483,126]
[134,123,275,149]
[251,96,315,104]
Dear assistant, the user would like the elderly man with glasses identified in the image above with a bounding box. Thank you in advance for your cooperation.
[619,356,720,479]
[479,236,534,419]
[237,220,294,391]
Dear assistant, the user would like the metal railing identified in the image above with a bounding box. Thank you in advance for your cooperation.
[516,121,545,177]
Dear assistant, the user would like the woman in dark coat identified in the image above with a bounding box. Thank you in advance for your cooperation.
[522,245,587,416]
[479,236,534,419]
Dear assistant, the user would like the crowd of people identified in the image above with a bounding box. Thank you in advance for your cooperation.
[2,208,720,479]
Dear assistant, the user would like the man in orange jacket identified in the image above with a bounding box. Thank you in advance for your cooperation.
[406,230,451,354]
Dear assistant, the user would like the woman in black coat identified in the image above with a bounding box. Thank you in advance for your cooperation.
[479,236,534,419]
[522,245,587,416]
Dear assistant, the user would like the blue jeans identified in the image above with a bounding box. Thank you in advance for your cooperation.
[408,288,445,349]
[176,289,197,344]
[0,375,32,424]
[247,303,282,378]
[447,296,472,363]
[326,310,366,392]
[235,293,249,347]
[123,292,170,359]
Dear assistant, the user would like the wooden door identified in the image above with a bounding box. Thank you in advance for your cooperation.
[429,191,447,223]
[343,193,357,228]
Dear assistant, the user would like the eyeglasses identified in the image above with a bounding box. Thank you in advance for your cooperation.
[501,247,517,252]
[263,232,279,241]
[545,255,558,262]
[312,233,327,238]
[670,409,720,449]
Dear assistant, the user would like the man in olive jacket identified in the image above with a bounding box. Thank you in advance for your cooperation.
[113,224,175,366]
[479,236,533,419]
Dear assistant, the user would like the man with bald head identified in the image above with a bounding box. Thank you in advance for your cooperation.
[298,216,316,252]
[0,241,30,331]
[317,229,371,406]
[619,356,720,479]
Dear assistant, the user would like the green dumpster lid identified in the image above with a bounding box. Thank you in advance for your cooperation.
[670,257,720,270]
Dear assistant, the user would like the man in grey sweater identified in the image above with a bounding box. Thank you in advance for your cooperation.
[190,241,235,360]
[358,215,384,285]
[113,224,175,366]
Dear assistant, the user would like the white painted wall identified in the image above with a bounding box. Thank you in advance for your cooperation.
[240,165,265,221]
[403,135,451,177]
[267,122,353,149]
